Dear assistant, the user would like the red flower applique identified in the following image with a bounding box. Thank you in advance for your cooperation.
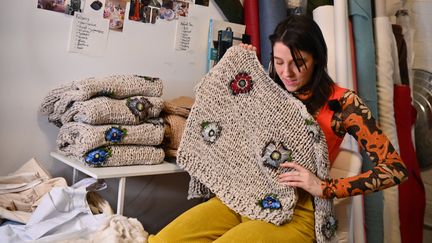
[230,73,253,95]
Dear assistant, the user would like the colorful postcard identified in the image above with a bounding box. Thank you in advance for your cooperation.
[104,0,127,31]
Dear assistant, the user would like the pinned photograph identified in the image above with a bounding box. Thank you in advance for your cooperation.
[103,0,127,31]
[37,0,83,15]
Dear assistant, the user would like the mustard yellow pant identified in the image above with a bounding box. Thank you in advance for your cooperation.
[148,190,315,243]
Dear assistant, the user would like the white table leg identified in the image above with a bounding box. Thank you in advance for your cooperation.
[117,177,126,215]
[72,168,78,184]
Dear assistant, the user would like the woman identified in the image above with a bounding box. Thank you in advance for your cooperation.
[149,14,408,242]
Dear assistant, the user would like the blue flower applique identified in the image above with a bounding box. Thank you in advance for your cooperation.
[84,147,112,167]
[262,142,292,168]
[201,121,222,143]
[321,214,338,239]
[126,97,153,122]
[257,194,282,210]
[105,126,127,143]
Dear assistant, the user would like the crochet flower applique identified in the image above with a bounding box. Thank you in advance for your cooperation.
[201,121,222,143]
[305,118,321,143]
[257,194,282,210]
[321,214,338,239]
[262,142,293,168]
[127,97,153,122]
[230,72,253,95]
[105,126,127,143]
[84,147,112,167]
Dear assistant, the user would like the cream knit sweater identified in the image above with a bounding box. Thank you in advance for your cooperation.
[177,46,337,242]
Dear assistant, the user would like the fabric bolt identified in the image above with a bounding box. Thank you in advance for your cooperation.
[244,0,261,60]
[307,0,333,16]
[177,46,336,242]
[392,24,409,86]
[396,10,415,92]
[57,121,165,157]
[77,145,165,167]
[60,96,164,126]
[162,96,194,118]
[258,0,287,70]
[411,1,432,72]
[313,5,336,81]
[348,1,382,242]
[40,74,163,116]
[374,16,402,243]
[394,84,426,243]
[334,0,353,90]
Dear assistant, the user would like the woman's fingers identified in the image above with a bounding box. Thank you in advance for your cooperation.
[239,43,256,51]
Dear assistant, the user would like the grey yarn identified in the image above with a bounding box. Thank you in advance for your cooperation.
[67,145,165,167]
[40,75,163,126]
[57,120,165,157]
[60,96,164,125]
[177,46,336,242]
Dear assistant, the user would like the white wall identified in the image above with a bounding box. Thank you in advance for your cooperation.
[0,0,223,233]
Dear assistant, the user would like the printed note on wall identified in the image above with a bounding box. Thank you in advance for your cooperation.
[175,17,196,52]
[68,12,109,56]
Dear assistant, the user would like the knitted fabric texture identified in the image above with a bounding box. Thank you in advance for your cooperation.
[57,120,165,157]
[162,96,194,118]
[162,114,186,151]
[176,46,336,242]
[40,75,162,116]
[74,145,165,167]
[60,96,164,125]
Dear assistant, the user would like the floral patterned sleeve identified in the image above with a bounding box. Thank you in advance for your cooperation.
[321,91,408,199]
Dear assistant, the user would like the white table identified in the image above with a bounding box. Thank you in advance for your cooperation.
[50,152,184,215]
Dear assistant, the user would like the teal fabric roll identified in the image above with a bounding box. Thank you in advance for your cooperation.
[348,1,383,243]
[258,0,287,69]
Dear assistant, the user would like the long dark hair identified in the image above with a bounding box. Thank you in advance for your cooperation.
[269,15,334,116]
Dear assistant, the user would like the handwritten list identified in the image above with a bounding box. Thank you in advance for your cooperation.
[175,17,195,52]
[68,13,109,56]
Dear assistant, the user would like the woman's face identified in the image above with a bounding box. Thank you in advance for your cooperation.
[273,42,315,92]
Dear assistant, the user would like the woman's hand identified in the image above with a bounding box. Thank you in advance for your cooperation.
[239,43,257,52]
[278,162,324,197]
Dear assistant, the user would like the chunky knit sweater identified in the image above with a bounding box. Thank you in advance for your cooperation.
[177,46,337,242]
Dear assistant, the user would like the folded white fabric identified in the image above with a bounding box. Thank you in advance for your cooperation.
[60,96,164,126]
[40,75,163,116]
[57,120,165,157]
[177,46,336,242]
[75,145,165,167]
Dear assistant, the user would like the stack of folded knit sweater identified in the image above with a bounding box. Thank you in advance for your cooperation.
[40,75,166,167]
[161,96,194,158]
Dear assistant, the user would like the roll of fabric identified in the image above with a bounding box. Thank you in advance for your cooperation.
[312,5,336,81]
[394,84,426,243]
[57,121,165,157]
[40,75,163,117]
[258,0,287,69]
[244,0,261,60]
[392,24,409,86]
[60,96,164,126]
[81,145,165,167]
[213,0,244,24]
[348,1,382,242]
[375,16,402,243]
